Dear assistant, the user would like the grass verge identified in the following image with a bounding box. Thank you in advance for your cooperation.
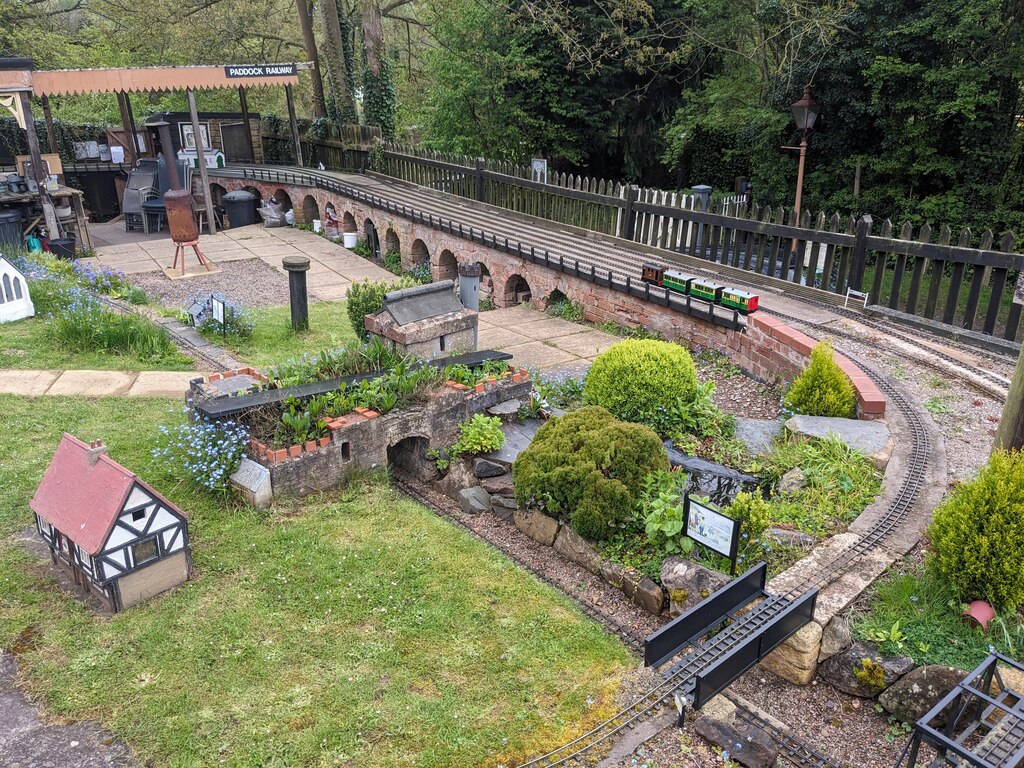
[202,301,358,368]
[0,394,629,768]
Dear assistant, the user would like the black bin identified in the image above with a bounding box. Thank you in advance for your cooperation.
[49,233,77,260]
[0,208,23,251]
[222,190,258,229]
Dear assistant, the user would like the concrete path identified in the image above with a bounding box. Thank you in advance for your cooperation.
[85,221,393,301]
[0,652,136,767]
[0,369,204,398]
[478,305,620,372]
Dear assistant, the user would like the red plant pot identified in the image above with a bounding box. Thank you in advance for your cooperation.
[963,600,996,630]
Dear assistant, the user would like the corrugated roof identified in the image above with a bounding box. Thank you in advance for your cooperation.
[29,434,181,555]
[27,64,301,97]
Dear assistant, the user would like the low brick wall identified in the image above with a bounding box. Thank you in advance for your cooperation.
[212,175,884,418]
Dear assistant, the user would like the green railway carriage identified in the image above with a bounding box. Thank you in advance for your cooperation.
[662,269,698,294]
[688,278,725,303]
[720,288,759,314]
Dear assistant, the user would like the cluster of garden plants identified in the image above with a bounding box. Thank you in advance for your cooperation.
[853,448,1024,671]
[4,250,188,367]
[513,336,880,580]
[349,237,432,283]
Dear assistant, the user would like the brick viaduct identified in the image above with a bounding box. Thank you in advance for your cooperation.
[210,176,885,418]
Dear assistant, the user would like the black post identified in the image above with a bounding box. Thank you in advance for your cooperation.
[475,157,486,202]
[623,184,640,241]
[849,214,874,292]
[283,255,311,330]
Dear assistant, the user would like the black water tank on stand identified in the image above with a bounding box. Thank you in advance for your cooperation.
[0,208,23,251]
[222,189,257,228]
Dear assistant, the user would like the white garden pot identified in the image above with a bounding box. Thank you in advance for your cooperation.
[343,232,359,248]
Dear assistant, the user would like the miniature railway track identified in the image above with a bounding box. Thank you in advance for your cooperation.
[735,706,847,768]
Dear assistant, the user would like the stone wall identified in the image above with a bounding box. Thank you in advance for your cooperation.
[212,175,885,418]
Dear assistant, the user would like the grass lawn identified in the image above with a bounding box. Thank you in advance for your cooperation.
[0,394,629,768]
[211,301,359,369]
[0,316,195,371]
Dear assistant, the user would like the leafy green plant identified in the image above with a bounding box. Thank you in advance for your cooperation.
[547,297,585,322]
[383,250,403,274]
[864,621,906,650]
[929,449,1024,611]
[783,340,856,418]
[351,238,374,257]
[532,370,586,410]
[513,406,668,541]
[639,469,694,555]
[923,396,954,415]
[437,414,505,469]
[345,276,419,341]
[479,296,495,311]
[584,339,698,429]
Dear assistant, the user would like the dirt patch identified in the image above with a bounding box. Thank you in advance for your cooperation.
[127,258,292,309]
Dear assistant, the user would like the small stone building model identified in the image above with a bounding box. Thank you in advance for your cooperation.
[365,280,477,360]
[30,434,192,612]
[0,256,34,323]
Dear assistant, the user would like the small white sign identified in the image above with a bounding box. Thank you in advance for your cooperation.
[531,158,548,183]
[1014,270,1024,306]
[684,496,739,560]
[211,295,225,325]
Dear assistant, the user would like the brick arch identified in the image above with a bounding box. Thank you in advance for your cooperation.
[301,195,319,224]
[411,238,430,268]
[342,210,357,233]
[273,189,292,211]
[241,185,263,204]
[208,183,227,207]
[384,228,401,257]
[502,273,532,306]
[364,218,381,258]
[436,248,457,281]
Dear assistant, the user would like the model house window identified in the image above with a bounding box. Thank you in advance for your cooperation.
[131,537,158,566]
[132,509,145,522]
[439,334,447,352]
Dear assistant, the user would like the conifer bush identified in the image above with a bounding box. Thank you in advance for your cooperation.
[928,450,1024,611]
[512,406,669,541]
[783,341,857,418]
[583,339,697,428]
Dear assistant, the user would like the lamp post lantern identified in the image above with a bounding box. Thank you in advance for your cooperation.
[789,85,820,224]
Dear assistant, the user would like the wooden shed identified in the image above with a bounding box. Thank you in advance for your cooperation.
[30,434,192,612]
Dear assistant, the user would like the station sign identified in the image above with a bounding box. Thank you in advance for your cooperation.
[682,495,742,574]
[224,64,297,79]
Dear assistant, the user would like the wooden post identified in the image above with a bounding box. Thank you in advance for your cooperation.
[238,87,256,162]
[622,184,639,241]
[853,159,862,199]
[124,92,142,156]
[18,91,60,237]
[186,88,217,236]
[295,0,326,118]
[285,84,304,167]
[116,91,138,166]
[995,329,1024,452]
[474,157,485,202]
[40,94,58,155]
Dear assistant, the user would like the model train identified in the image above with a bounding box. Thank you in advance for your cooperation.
[641,264,760,314]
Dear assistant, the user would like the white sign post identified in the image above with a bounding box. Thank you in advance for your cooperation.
[210,294,227,342]
[682,495,742,574]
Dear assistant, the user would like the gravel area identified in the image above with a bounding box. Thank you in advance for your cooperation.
[127,259,292,309]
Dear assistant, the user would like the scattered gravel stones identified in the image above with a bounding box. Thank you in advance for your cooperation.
[127,259,292,309]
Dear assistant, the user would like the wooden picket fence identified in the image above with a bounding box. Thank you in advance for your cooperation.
[378,143,1024,343]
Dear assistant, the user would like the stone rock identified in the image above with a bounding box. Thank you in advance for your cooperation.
[734,417,784,456]
[600,560,626,588]
[487,399,522,418]
[878,665,967,725]
[480,473,515,496]
[761,621,823,686]
[693,717,778,768]
[818,615,853,662]
[698,694,737,725]
[435,459,476,498]
[473,458,506,478]
[230,457,272,509]
[484,419,542,464]
[513,509,559,546]
[778,467,806,494]
[553,525,601,574]
[633,577,664,616]
[785,414,894,470]
[766,527,816,548]
[491,494,519,510]
[817,642,915,697]
[660,556,730,617]
[459,487,492,515]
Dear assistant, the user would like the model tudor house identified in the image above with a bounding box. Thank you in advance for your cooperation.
[30,434,192,612]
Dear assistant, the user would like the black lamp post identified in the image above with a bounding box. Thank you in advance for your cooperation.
[789,85,820,224]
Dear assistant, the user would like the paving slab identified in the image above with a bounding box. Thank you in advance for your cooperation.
[311,284,352,301]
[484,305,552,326]
[513,317,591,339]
[118,259,164,274]
[479,327,531,349]
[501,340,577,369]
[550,329,620,358]
[127,371,205,398]
[0,369,61,395]
[46,370,136,397]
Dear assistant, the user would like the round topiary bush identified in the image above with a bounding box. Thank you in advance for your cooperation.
[512,406,669,541]
[928,449,1024,611]
[783,340,856,418]
[583,339,697,429]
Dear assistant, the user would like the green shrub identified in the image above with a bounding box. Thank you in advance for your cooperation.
[726,491,772,543]
[783,341,856,418]
[928,450,1024,611]
[584,339,698,429]
[383,250,403,275]
[345,276,419,341]
[513,406,669,541]
[445,414,505,467]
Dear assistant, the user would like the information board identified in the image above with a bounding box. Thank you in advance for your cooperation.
[682,495,742,574]
[211,295,225,325]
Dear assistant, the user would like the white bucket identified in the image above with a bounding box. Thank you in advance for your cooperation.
[343,232,358,248]
[312,219,322,234]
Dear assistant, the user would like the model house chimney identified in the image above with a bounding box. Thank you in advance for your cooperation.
[86,439,108,466]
